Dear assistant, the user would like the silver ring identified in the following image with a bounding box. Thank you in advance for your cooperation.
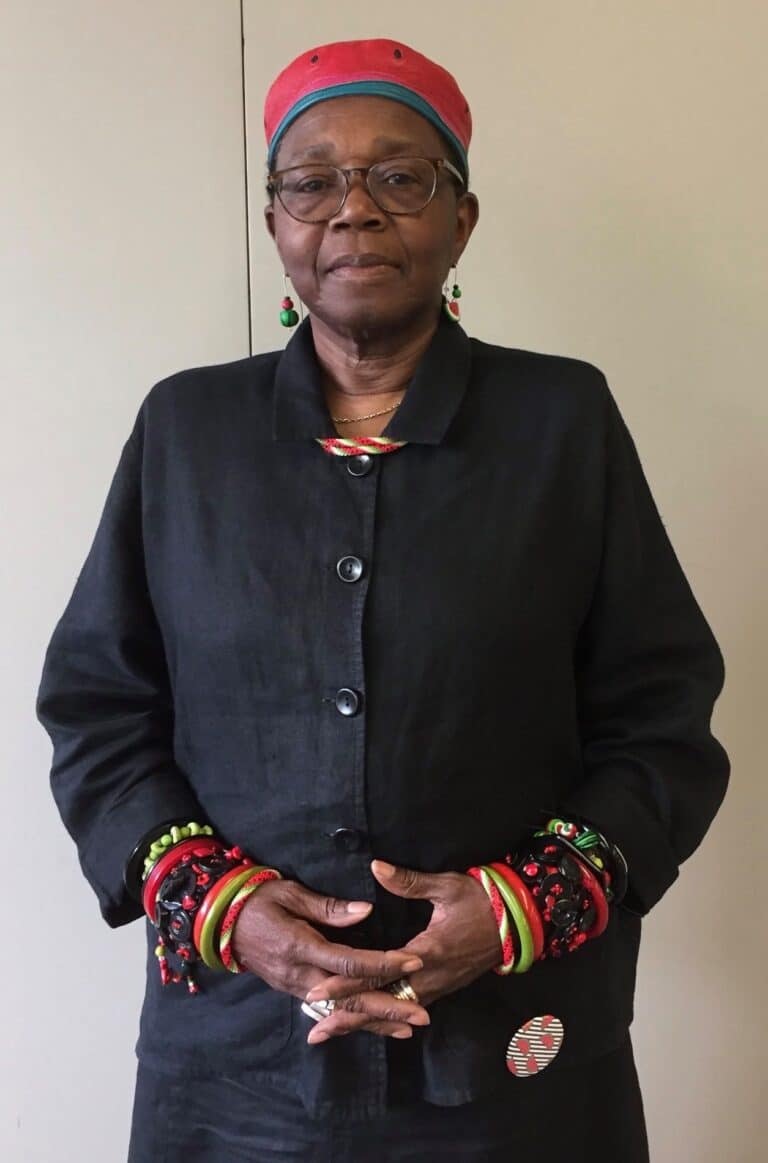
[301,999,336,1022]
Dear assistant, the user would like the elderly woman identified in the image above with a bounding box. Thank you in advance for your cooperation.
[37,38,729,1162]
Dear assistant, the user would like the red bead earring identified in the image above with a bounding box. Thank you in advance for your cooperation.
[280,274,300,327]
[443,266,462,322]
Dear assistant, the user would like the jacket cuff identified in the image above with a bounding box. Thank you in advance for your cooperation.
[557,766,680,917]
[80,776,204,928]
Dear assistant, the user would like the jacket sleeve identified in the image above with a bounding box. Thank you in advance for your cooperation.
[36,404,204,927]
[558,375,730,917]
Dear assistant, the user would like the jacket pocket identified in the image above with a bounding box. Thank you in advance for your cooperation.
[136,926,294,1072]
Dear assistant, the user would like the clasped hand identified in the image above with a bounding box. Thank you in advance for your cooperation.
[231,859,501,1044]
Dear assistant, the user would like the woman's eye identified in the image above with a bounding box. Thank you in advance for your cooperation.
[382,170,419,186]
[293,177,331,194]
[281,170,335,195]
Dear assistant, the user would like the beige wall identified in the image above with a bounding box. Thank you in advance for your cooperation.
[4,2,765,1158]
[2,3,249,1159]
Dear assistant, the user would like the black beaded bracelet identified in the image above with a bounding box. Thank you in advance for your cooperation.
[533,812,628,906]
[514,835,605,957]
[153,846,250,993]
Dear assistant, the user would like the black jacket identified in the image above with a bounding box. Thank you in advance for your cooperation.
[36,312,729,1120]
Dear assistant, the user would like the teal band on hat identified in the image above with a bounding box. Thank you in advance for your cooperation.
[267,81,469,183]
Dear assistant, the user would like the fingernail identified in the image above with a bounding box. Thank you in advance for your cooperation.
[411,1012,430,1025]
[402,958,423,973]
[308,1031,329,1044]
[347,901,372,914]
[392,1029,412,1038]
[372,860,395,876]
[305,990,327,1003]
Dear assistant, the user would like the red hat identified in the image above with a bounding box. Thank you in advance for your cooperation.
[264,38,472,181]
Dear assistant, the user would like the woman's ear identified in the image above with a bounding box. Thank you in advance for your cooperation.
[454,192,479,263]
[264,203,276,241]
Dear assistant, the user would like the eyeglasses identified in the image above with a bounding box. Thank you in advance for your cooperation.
[267,156,465,224]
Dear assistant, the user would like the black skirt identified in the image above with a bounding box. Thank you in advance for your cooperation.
[126,1033,650,1162]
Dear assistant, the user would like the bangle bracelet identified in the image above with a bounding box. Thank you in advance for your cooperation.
[196,864,259,971]
[518,837,604,957]
[484,865,535,974]
[193,861,258,967]
[576,855,610,938]
[467,866,515,974]
[490,862,545,961]
[124,817,193,902]
[539,815,628,905]
[143,838,222,921]
[219,868,282,973]
[151,844,254,993]
[143,822,215,880]
[530,830,616,927]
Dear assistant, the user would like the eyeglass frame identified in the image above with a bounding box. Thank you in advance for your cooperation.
[266,155,467,223]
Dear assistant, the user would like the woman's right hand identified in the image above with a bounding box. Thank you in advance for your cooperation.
[230,878,431,1041]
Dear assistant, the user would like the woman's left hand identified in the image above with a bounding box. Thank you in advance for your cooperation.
[303,860,501,1043]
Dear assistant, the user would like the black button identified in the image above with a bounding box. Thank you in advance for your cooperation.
[330,827,367,853]
[551,899,579,929]
[334,687,361,716]
[336,555,364,583]
[346,454,374,477]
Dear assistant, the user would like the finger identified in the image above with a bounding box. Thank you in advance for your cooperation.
[306,999,422,1044]
[287,886,375,928]
[358,1021,414,1040]
[308,1019,414,1044]
[308,989,430,1027]
[305,941,423,981]
[294,965,333,1002]
[370,860,444,901]
[305,970,428,1008]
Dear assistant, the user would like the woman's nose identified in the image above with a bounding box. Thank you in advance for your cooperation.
[329,172,386,228]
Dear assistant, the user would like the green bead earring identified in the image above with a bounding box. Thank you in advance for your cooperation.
[280,275,300,327]
[443,266,462,322]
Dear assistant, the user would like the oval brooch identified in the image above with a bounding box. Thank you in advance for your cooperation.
[505,1014,564,1077]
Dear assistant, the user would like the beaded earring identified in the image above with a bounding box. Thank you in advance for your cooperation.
[443,266,462,322]
[280,274,300,327]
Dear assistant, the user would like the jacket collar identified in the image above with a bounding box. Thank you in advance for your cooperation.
[271,310,472,445]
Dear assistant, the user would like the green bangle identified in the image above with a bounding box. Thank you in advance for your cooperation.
[484,865,535,974]
[198,865,264,971]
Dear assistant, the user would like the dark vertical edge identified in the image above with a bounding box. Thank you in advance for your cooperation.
[239,0,253,355]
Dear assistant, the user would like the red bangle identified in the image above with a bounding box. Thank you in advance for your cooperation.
[489,862,545,961]
[142,838,222,920]
[219,868,281,972]
[192,859,255,954]
[577,856,610,938]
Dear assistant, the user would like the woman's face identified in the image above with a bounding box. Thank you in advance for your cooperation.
[264,96,479,338]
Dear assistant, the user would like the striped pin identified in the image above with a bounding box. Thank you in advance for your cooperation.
[505,1015,565,1077]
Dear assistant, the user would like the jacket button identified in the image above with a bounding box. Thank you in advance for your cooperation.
[330,827,367,852]
[334,687,361,716]
[336,555,364,583]
[346,454,374,477]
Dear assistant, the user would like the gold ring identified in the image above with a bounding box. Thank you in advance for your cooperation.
[387,976,420,1003]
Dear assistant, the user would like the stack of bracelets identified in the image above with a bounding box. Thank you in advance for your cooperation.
[466,814,628,973]
[124,811,628,993]
[124,820,282,995]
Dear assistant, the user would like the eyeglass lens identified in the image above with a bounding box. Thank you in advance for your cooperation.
[276,157,438,221]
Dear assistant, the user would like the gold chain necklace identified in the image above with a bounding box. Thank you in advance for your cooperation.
[331,397,404,424]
